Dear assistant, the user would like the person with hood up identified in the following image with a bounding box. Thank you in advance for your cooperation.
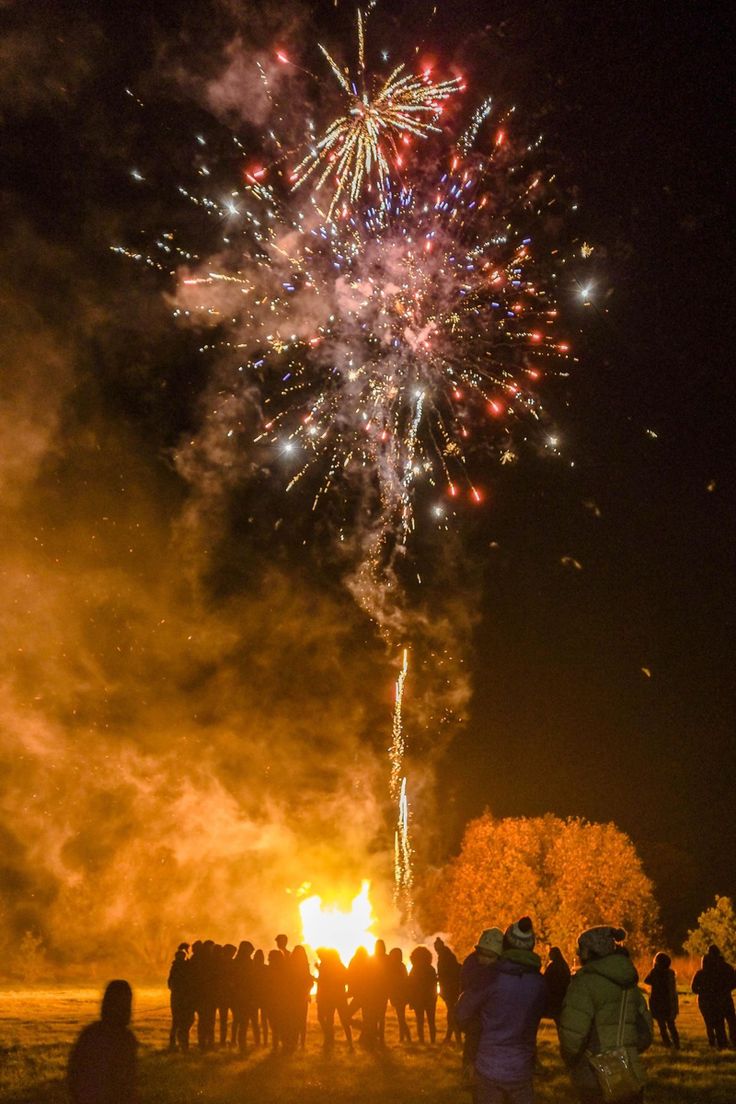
[459,927,504,1097]
[68,980,138,1104]
[558,926,652,1104]
[543,947,571,1024]
[643,952,679,1049]
[456,917,546,1104]
[691,946,730,1048]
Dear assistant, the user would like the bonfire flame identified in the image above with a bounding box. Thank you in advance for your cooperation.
[299,880,377,964]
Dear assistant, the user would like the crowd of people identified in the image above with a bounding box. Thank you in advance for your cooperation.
[165,933,462,1053]
[67,919,736,1104]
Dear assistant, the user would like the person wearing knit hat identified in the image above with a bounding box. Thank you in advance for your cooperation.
[476,928,505,960]
[504,916,536,952]
[577,926,627,964]
[456,916,547,1103]
[558,925,652,1103]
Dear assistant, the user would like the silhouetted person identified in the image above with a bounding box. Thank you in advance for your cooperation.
[358,941,389,1048]
[265,948,288,1049]
[644,952,679,1048]
[195,940,217,1050]
[385,947,411,1042]
[434,937,462,1044]
[215,943,236,1047]
[252,948,268,1045]
[316,948,353,1051]
[408,945,437,1044]
[167,948,194,1051]
[68,980,138,1104]
[289,944,314,1049]
[544,946,571,1024]
[275,933,291,959]
[232,941,258,1052]
[707,945,736,1045]
[692,947,729,1048]
[347,945,371,1036]
[459,926,504,1089]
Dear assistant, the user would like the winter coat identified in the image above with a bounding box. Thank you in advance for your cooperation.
[455,950,547,1085]
[436,946,462,1003]
[691,956,735,1017]
[408,961,437,1011]
[644,964,678,1020]
[558,951,652,1095]
[544,957,571,1020]
[68,1021,138,1104]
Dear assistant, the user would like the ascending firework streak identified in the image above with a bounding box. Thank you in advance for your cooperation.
[390,648,413,917]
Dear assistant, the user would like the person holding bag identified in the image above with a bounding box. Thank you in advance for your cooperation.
[558,926,652,1103]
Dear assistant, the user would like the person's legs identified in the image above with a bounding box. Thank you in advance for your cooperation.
[427,1001,437,1044]
[416,1006,425,1043]
[668,1018,680,1049]
[337,998,353,1047]
[655,1016,671,1046]
[714,1015,728,1049]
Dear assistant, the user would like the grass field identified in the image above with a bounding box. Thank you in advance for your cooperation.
[1,987,735,1103]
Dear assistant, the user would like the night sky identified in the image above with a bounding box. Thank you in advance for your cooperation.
[1,0,733,959]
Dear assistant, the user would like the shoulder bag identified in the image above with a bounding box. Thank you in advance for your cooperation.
[585,987,642,1102]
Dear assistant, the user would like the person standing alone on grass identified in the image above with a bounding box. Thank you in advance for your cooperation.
[558,926,652,1104]
[691,945,732,1048]
[455,916,546,1104]
[643,952,679,1049]
[68,980,138,1104]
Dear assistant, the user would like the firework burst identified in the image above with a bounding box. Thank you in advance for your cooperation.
[290,10,462,220]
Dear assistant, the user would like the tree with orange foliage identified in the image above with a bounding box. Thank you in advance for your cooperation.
[444,812,659,959]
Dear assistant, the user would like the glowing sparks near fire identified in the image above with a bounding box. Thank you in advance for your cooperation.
[299,881,377,964]
[291,10,462,221]
[390,649,413,916]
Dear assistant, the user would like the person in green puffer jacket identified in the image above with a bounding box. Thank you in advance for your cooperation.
[558,926,653,1104]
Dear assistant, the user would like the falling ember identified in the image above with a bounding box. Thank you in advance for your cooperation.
[299,880,377,964]
[390,649,413,921]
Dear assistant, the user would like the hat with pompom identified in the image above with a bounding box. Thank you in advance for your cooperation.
[503,916,535,951]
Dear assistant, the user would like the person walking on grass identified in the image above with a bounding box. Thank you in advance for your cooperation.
[644,952,679,1049]
[456,916,546,1104]
[68,980,138,1104]
[558,926,652,1104]
[691,946,731,1049]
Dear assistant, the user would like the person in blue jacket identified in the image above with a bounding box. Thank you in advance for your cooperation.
[456,916,547,1104]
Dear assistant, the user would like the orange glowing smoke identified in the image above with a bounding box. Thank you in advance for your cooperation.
[298,881,377,964]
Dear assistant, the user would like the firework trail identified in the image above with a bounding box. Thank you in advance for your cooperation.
[118,12,571,919]
[389,648,412,916]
